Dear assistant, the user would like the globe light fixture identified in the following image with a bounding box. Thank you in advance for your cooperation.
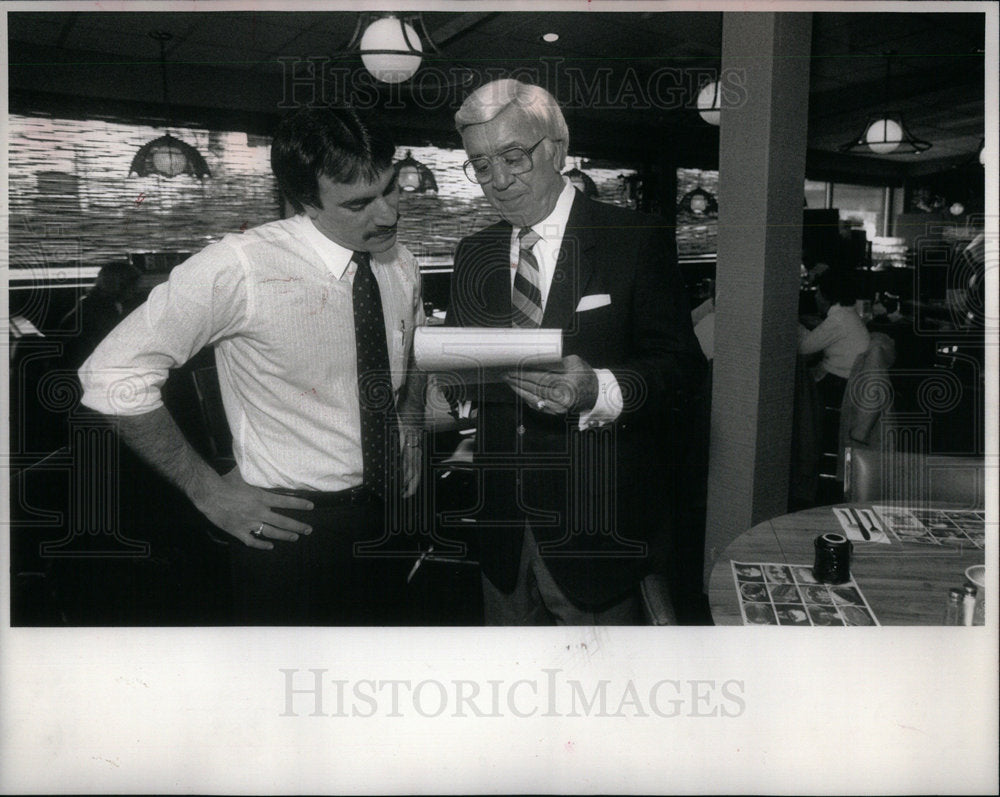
[131,134,210,179]
[397,162,421,192]
[841,112,931,156]
[839,53,932,156]
[678,187,718,217]
[393,150,438,194]
[338,12,475,88]
[359,15,423,83]
[129,31,210,178]
[696,80,721,126]
[865,118,904,154]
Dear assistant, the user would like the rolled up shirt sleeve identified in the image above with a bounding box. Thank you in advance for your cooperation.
[79,245,248,416]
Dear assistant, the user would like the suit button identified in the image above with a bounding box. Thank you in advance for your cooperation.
[516,425,526,436]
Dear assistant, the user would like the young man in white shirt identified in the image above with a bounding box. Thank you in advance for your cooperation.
[80,106,425,624]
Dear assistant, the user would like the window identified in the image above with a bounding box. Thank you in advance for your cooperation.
[803,180,828,210]
[676,168,719,257]
[8,114,277,269]
[830,183,885,242]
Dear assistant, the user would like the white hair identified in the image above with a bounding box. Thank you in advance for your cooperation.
[455,79,569,167]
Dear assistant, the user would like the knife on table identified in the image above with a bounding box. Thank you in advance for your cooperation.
[858,508,883,538]
[851,508,872,540]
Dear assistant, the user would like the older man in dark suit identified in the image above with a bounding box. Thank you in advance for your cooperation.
[447,79,706,624]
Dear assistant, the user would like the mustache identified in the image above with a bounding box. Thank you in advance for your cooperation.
[365,224,398,240]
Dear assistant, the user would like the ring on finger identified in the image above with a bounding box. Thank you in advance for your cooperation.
[250,521,266,539]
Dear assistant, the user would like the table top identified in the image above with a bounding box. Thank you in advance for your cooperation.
[708,503,985,626]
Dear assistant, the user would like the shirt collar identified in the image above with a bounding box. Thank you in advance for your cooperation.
[513,178,577,244]
[293,214,355,279]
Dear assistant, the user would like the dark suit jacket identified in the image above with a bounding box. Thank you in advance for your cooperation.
[447,192,706,610]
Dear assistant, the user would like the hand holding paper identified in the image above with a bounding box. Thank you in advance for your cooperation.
[504,354,599,415]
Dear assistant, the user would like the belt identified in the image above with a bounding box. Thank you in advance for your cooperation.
[267,485,377,507]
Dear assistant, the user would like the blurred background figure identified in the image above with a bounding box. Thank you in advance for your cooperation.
[58,262,143,370]
[798,266,871,411]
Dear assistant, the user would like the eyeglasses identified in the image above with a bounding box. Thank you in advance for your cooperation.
[462,137,547,184]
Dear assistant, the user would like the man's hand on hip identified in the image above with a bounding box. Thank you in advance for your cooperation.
[504,354,599,415]
[191,467,314,549]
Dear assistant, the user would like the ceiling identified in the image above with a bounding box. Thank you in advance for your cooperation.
[7,7,988,180]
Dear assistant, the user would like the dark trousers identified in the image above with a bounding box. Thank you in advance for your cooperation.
[228,501,416,625]
[816,372,848,412]
[481,525,642,626]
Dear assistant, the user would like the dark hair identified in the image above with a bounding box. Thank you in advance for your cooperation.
[270,106,395,213]
[93,262,141,299]
[815,267,858,307]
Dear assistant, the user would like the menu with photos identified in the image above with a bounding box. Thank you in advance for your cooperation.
[871,506,985,548]
[731,561,881,626]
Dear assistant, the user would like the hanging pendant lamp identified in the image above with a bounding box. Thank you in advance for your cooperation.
[393,150,438,193]
[839,53,931,156]
[129,31,210,178]
[696,80,721,126]
[338,13,433,84]
[678,187,718,217]
[336,12,474,88]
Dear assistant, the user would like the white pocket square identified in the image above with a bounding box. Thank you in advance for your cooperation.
[575,294,611,312]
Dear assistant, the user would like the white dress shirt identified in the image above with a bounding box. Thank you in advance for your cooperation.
[80,214,424,492]
[798,303,871,380]
[509,179,622,427]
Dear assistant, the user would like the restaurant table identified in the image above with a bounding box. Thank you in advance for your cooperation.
[708,503,985,625]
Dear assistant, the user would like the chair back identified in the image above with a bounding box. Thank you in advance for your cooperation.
[836,332,896,480]
[640,573,679,625]
[845,446,985,506]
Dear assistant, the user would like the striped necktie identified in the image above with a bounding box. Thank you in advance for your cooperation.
[511,227,543,328]
[352,251,395,500]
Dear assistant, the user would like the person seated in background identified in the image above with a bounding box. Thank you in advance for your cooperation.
[57,262,143,370]
[872,290,904,323]
[799,252,830,290]
[798,267,870,411]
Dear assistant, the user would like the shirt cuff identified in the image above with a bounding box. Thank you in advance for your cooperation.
[578,368,623,430]
[79,365,166,416]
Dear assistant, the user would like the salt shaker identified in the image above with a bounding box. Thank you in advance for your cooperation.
[944,587,962,625]
[961,583,978,626]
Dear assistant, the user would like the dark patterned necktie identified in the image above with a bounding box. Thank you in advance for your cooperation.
[511,227,543,328]
[352,251,394,500]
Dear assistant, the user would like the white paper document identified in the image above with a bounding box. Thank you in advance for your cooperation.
[413,326,563,372]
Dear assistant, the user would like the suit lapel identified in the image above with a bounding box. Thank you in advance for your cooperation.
[542,193,597,329]
[490,224,514,326]
[461,223,513,327]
